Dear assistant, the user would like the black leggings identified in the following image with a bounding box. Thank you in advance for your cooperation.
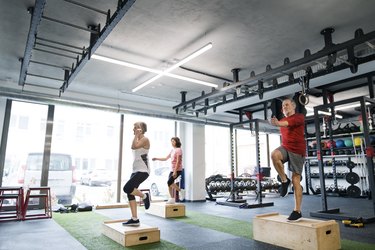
[167,171,182,186]
[123,172,149,201]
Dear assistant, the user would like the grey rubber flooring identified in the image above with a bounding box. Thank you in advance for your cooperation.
[1,194,375,249]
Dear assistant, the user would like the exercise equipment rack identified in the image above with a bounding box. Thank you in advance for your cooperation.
[310,96,375,223]
[216,119,276,208]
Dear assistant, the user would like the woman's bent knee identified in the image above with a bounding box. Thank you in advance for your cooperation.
[123,183,134,194]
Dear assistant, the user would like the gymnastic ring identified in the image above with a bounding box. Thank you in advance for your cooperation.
[298,94,309,106]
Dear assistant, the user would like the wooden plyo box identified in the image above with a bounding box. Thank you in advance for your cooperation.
[95,203,129,209]
[102,220,160,247]
[253,212,341,250]
[145,202,185,218]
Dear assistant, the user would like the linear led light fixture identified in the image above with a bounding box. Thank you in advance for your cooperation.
[132,42,213,92]
[92,55,161,74]
[335,102,371,111]
[306,107,343,119]
[91,50,218,90]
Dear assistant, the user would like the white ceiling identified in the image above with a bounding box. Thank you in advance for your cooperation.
[0,0,374,124]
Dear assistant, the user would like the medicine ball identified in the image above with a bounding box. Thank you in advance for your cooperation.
[344,139,353,147]
[326,140,336,148]
[336,139,345,148]
[354,137,362,147]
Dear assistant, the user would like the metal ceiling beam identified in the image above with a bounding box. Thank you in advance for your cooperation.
[60,0,136,93]
[173,28,375,114]
[186,60,375,117]
[18,0,46,86]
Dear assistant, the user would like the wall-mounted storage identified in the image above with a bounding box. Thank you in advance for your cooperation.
[305,128,371,198]
[308,96,375,222]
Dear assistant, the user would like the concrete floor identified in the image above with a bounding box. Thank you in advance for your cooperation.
[1,194,375,249]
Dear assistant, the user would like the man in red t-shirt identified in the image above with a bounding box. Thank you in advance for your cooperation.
[270,98,306,222]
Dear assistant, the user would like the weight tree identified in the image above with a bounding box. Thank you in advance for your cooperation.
[216,118,277,208]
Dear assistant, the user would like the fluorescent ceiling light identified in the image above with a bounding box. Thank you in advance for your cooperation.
[92,55,160,74]
[335,102,371,111]
[132,42,213,92]
[306,111,343,119]
[306,107,343,119]
[92,47,218,91]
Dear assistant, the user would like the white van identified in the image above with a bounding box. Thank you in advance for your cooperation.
[18,153,77,205]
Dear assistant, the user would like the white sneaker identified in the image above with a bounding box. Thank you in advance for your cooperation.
[166,198,175,204]
[179,189,185,200]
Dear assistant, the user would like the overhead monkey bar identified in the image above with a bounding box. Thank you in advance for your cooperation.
[18,0,137,96]
[173,28,375,118]
[18,0,46,86]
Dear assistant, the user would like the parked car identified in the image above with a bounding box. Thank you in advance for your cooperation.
[80,168,112,186]
[140,167,170,196]
[18,153,77,205]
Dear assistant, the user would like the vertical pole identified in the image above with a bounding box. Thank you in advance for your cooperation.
[360,98,375,214]
[0,99,12,187]
[41,105,54,187]
[314,107,328,211]
[255,120,262,204]
[117,114,124,202]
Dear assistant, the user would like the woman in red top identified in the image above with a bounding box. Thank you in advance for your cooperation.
[270,98,305,222]
[152,137,185,204]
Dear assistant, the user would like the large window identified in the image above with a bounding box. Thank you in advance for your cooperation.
[121,115,175,201]
[2,102,48,186]
[2,100,178,205]
[2,101,48,188]
[204,124,281,180]
[51,105,121,205]
[205,125,231,177]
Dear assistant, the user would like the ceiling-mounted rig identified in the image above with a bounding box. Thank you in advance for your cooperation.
[173,28,375,118]
[18,0,136,96]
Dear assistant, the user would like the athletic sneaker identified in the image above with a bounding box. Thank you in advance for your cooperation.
[287,210,302,222]
[166,198,175,204]
[143,193,150,209]
[278,177,291,197]
[122,218,140,226]
[179,189,185,200]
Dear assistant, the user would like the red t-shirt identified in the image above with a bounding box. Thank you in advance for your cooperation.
[280,113,306,156]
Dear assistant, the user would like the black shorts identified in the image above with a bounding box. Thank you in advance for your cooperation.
[167,171,182,186]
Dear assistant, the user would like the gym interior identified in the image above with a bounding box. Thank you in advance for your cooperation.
[1,1,375,249]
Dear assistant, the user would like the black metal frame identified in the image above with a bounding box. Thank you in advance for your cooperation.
[216,119,276,208]
[311,96,375,223]
[173,28,375,117]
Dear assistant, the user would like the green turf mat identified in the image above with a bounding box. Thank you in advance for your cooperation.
[53,212,184,250]
[341,239,375,250]
[172,210,253,239]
